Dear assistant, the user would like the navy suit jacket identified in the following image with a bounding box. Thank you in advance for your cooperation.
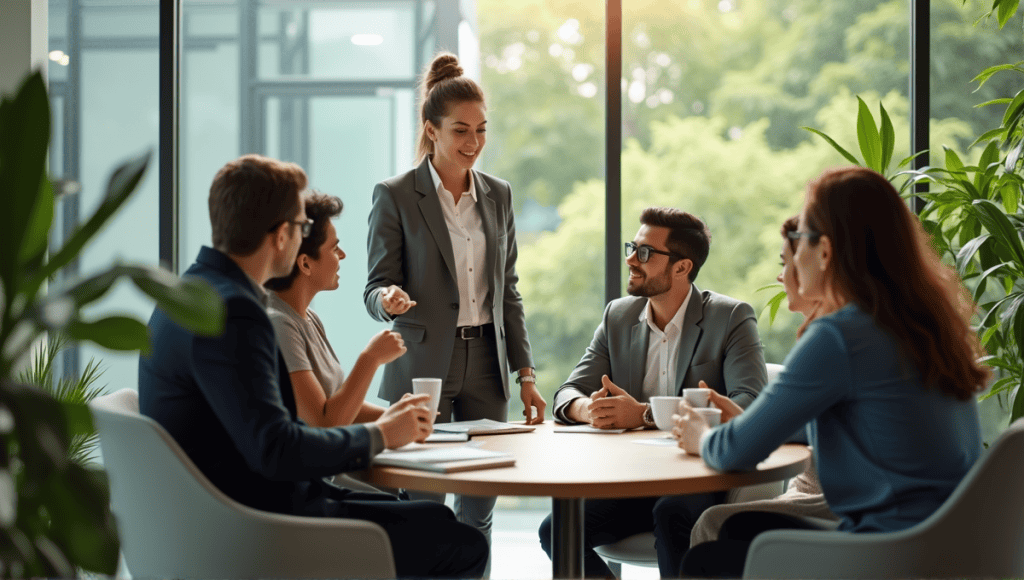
[139,247,373,515]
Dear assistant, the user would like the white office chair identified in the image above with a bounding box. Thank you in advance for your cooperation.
[90,389,396,579]
[743,417,1024,579]
[594,363,790,576]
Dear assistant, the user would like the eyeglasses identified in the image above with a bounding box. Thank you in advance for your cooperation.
[786,230,822,242]
[624,242,684,263]
[271,218,314,238]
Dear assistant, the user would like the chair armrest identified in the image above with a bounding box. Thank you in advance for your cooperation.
[742,528,906,579]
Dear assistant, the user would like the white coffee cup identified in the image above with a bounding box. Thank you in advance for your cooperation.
[411,378,442,424]
[649,396,685,431]
[693,407,722,427]
[682,388,711,408]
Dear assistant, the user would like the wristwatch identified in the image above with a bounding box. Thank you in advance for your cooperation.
[516,371,536,385]
[642,403,657,428]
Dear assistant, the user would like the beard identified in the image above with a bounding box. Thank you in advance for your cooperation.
[627,264,673,297]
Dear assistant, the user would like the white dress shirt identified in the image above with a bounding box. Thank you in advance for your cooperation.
[639,287,692,402]
[428,159,491,327]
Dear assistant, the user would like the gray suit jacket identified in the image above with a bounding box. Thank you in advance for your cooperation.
[364,158,534,402]
[553,287,767,422]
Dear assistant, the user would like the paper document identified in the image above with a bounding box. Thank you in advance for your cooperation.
[634,436,678,446]
[424,432,470,443]
[553,424,628,434]
[373,445,515,473]
[433,418,536,436]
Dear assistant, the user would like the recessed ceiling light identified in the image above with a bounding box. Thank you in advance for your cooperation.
[351,34,384,46]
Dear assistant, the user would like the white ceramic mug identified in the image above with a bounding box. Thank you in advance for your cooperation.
[682,388,711,408]
[649,396,685,431]
[693,407,722,427]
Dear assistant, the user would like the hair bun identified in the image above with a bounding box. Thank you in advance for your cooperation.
[426,53,463,91]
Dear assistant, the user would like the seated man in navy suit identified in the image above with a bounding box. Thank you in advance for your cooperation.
[139,154,487,578]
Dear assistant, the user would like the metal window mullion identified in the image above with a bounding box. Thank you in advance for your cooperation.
[910,0,929,214]
[605,0,622,305]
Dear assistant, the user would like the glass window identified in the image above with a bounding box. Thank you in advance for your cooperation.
[257,2,416,80]
[621,1,910,366]
[49,0,160,397]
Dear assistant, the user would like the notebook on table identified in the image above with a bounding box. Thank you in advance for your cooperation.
[373,445,516,473]
[433,418,536,436]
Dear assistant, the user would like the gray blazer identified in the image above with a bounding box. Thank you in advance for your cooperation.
[364,158,534,402]
[553,287,767,422]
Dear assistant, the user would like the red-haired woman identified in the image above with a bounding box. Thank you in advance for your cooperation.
[673,166,989,577]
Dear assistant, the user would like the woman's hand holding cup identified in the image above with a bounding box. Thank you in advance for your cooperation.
[698,380,744,423]
[672,403,721,455]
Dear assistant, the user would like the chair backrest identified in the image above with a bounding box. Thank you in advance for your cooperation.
[904,417,1024,575]
[90,389,395,579]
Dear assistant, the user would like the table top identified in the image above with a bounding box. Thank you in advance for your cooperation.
[362,422,810,499]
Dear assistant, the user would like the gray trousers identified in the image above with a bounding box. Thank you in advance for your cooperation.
[405,330,507,577]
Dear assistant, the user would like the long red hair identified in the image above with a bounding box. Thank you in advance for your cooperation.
[799,167,990,400]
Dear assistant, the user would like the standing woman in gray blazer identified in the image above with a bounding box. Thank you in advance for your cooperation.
[364,52,546,559]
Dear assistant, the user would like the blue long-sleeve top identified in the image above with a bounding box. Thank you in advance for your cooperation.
[702,304,982,533]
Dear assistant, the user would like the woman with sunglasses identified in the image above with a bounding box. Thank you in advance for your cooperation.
[673,167,988,577]
[686,216,838,550]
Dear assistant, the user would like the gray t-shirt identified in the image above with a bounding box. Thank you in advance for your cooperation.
[268,293,345,397]
[266,293,384,460]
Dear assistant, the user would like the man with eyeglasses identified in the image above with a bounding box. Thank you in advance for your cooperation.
[537,207,767,578]
[139,154,488,578]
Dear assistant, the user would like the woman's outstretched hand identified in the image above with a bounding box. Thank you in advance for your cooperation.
[381,285,417,316]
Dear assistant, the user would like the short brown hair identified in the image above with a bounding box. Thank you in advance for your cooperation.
[640,207,711,282]
[208,154,307,256]
[416,52,486,163]
[264,193,343,292]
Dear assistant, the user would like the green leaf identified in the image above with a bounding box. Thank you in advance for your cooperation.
[972,61,1024,90]
[60,401,95,439]
[1002,180,1020,214]
[879,102,895,175]
[956,234,991,275]
[66,316,151,353]
[801,127,860,165]
[896,150,930,169]
[758,289,787,326]
[944,147,967,178]
[1012,378,1024,424]
[979,376,1017,400]
[856,97,882,172]
[975,98,1014,108]
[0,72,50,297]
[26,151,151,297]
[973,199,1024,266]
[124,265,225,336]
[970,127,1007,149]
[45,465,120,574]
[997,0,1019,27]
[18,178,55,272]
[62,269,122,309]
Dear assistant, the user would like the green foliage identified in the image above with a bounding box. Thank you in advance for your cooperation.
[802,97,922,183]
[15,332,106,466]
[0,72,226,578]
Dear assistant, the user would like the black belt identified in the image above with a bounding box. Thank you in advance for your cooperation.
[455,322,494,340]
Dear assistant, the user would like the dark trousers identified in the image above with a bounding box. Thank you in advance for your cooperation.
[324,490,489,578]
[538,492,726,578]
[679,511,832,578]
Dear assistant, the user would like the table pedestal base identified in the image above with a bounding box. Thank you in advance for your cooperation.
[552,497,584,579]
